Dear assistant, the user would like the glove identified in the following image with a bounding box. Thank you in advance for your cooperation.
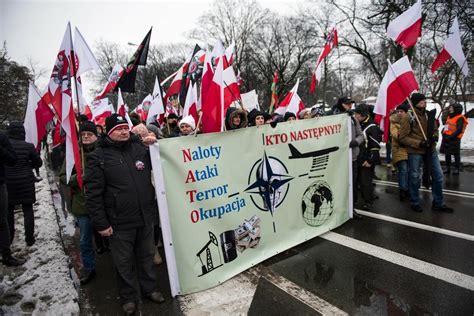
[349,140,359,148]
[419,140,431,149]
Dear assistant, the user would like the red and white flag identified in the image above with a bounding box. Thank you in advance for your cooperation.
[200,48,215,106]
[73,28,99,77]
[431,17,469,76]
[24,83,55,148]
[45,23,83,187]
[183,82,199,124]
[164,62,186,104]
[374,56,419,141]
[44,24,74,118]
[201,58,225,133]
[387,0,422,49]
[117,88,133,128]
[310,24,338,94]
[275,79,305,116]
[225,42,235,65]
[147,76,166,125]
[223,65,241,109]
[95,64,124,100]
[73,27,99,114]
[91,98,114,126]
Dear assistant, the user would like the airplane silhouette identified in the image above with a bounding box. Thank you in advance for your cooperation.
[288,144,339,159]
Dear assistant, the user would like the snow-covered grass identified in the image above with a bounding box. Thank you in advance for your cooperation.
[0,164,79,314]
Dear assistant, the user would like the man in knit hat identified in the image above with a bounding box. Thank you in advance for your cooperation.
[399,93,453,213]
[60,120,99,284]
[85,114,164,313]
[179,115,196,136]
[331,96,365,219]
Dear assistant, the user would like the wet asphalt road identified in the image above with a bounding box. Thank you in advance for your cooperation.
[74,165,474,315]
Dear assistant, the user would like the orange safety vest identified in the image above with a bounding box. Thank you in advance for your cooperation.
[443,114,468,139]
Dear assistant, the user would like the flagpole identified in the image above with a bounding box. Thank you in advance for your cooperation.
[194,111,203,137]
[386,59,427,141]
[69,25,86,181]
[337,46,344,95]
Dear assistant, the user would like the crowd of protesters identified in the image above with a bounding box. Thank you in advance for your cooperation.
[0,92,469,314]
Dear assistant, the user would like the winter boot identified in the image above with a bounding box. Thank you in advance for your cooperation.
[2,254,25,267]
[443,168,451,175]
[452,168,459,175]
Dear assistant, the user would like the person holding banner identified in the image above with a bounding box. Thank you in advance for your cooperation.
[399,93,453,213]
[332,97,365,219]
[85,114,164,314]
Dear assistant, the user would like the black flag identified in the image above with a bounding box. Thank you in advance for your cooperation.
[179,44,203,106]
[115,28,152,93]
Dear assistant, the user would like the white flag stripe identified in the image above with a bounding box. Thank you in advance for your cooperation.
[444,17,469,76]
[24,82,42,147]
[74,27,100,77]
[147,76,165,125]
[386,0,422,39]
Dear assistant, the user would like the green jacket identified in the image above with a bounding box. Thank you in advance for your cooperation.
[59,143,96,216]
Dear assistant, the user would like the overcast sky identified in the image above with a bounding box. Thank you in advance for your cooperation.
[1,0,303,95]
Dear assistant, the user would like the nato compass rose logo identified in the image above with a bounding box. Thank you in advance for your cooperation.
[244,151,293,232]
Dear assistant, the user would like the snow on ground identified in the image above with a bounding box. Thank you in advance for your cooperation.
[0,164,79,314]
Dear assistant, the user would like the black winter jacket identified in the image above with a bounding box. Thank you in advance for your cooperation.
[4,122,42,204]
[84,135,158,232]
[358,118,382,166]
[440,105,466,155]
[0,131,17,185]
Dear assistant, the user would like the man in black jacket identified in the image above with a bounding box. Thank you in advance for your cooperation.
[354,104,382,211]
[0,129,23,266]
[85,114,163,314]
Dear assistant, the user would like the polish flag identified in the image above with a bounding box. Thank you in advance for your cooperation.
[52,120,64,148]
[225,42,235,65]
[275,79,305,116]
[201,58,225,133]
[44,23,75,118]
[24,83,55,148]
[138,94,152,121]
[374,56,419,141]
[147,76,166,125]
[45,23,83,188]
[95,64,124,100]
[431,17,469,76]
[183,82,199,124]
[73,28,99,77]
[200,48,215,106]
[84,104,93,120]
[310,24,338,94]
[91,98,114,126]
[387,0,422,49]
[72,28,99,114]
[223,65,241,109]
[163,62,185,104]
[117,88,134,128]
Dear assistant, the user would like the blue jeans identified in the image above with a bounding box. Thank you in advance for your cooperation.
[408,152,444,207]
[396,160,409,191]
[76,215,95,272]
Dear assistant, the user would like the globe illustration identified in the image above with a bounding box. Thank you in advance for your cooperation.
[301,181,334,226]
